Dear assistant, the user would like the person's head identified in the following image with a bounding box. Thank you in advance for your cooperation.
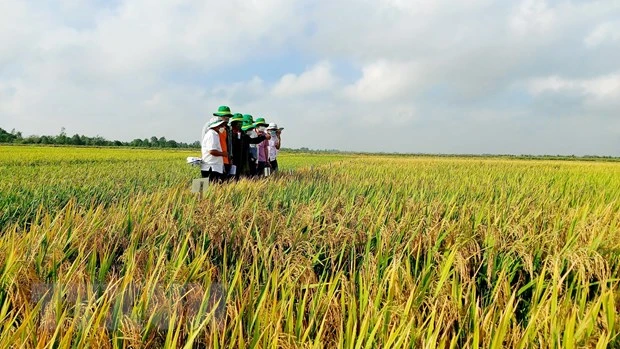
[242,114,254,124]
[242,122,256,134]
[267,123,279,136]
[208,117,227,133]
[213,105,233,123]
[254,118,268,132]
[230,113,244,130]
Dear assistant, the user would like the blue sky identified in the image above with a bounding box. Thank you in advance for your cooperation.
[1,0,619,155]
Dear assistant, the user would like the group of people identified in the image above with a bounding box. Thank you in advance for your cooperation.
[200,105,283,181]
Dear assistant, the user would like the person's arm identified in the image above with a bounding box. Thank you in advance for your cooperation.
[247,134,266,144]
[275,130,282,150]
[227,129,233,163]
[209,149,228,157]
[263,141,270,166]
[275,135,281,150]
[206,130,227,158]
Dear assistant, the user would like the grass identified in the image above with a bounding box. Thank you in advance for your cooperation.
[0,145,619,348]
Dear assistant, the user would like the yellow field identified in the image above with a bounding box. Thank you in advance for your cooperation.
[0,145,619,348]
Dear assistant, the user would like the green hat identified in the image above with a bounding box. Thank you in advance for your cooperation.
[241,123,256,132]
[230,113,244,123]
[254,117,268,127]
[242,114,254,124]
[213,105,233,117]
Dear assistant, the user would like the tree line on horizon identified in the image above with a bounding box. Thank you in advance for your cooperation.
[0,127,200,149]
[2,126,617,160]
[0,127,333,153]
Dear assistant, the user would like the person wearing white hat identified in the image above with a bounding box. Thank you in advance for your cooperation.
[201,116,228,182]
[267,123,282,172]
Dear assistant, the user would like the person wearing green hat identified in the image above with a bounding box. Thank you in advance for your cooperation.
[243,114,260,177]
[201,116,228,182]
[203,105,233,138]
[230,113,265,180]
[227,115,267,178]
[207,106,234,177]
[213,105,233,117]
[254,117,271,176]
[229,115,242,174]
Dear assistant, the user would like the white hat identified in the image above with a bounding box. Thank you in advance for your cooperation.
[208,116,226,129]
[267,123,278,130]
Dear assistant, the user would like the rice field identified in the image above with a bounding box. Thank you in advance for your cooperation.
[0,145,619,348]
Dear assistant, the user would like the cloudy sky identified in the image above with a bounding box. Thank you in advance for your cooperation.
[1,0,619,155]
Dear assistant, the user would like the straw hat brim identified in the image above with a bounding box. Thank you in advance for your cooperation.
[209,120,227,128]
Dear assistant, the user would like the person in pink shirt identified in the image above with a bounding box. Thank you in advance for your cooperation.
[254,118,271,176]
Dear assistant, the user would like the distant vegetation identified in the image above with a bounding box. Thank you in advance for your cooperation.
[0,127,200,149]
[2,127,618,161]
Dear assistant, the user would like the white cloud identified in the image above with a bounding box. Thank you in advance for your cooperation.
[378,0,439,15]
[1,0,619,155]
[527,73,620,115]
[528,76,575,94]
[1,0,307,76]
[585,21,620,48]
[344,61,421,102]
[0,0,307,138]
[272,61,337,97]
[510,0,555,35]
[528,73,620,100]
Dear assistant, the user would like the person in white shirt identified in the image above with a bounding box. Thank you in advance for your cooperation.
[267,123,282,172]
[201,117,228,182]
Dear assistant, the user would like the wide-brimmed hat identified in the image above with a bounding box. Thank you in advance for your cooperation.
[241,123,256,132]
[267,123,278,130]
[254,117,268,127]
[242,114,254,124]
[213,105,233,117]
[230,113,244,123]
[208,116,227,129]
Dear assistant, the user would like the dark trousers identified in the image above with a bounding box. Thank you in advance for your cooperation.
[248,158,257,177]
[269,159,278,172]
[201,169,222,182]
[257,161,268,176]
[224,164,235,181]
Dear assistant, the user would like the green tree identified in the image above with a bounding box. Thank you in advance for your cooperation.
[93,136,106,146]
[56,127,68,144]
[0,128,14,142]
[71,134,83,145]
